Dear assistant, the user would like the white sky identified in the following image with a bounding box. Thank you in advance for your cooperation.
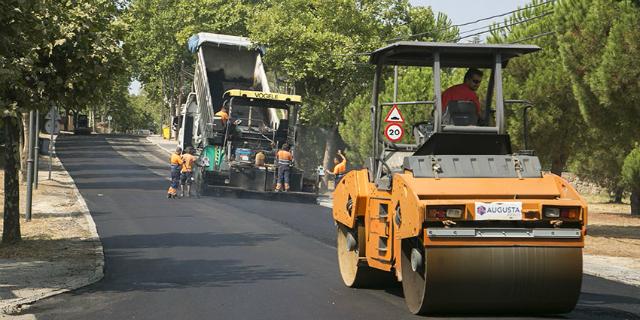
[129,80,141,95]
[410,0,533,36]
[129,1,533,95]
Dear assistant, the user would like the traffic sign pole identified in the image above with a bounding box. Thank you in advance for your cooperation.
[48,105,57,180]
[34,110,40,189]
[25,111,35,222]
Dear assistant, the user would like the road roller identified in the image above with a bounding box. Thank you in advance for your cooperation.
[333,42,588,315]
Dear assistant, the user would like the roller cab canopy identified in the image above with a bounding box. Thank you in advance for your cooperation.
[369,41,540,68]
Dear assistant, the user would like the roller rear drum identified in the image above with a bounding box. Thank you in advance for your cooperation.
[401,239,582,315]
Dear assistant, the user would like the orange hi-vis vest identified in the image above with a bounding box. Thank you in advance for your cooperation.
[215,110,229,122]
[277,150,293,165]
[181,153,196,173]
[170,153,183,166]
[333,158,347,175]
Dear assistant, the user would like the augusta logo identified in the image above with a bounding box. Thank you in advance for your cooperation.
[477,205,487,215]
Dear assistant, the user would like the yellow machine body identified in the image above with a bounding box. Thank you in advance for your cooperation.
[333,41,586,315]
[333,169,587,314]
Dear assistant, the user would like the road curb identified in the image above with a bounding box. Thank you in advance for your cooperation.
[0,155,105,315]
[145,135,174,155]
[583,254,640,287]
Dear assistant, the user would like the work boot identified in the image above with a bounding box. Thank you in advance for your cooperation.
[284,183,290,192]
[275,183,282,192]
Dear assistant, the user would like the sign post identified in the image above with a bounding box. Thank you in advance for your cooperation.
[34,110,40,188]
[45,106,59,180]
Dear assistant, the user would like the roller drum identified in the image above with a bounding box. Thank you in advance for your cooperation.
[402,242,582,315]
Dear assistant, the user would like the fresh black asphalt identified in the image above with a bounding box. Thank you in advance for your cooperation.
[22,135,640,319]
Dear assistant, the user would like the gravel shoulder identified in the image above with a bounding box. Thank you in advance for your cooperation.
[0,150,103,315]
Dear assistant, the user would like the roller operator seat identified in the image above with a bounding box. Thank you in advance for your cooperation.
[442,100,479,126]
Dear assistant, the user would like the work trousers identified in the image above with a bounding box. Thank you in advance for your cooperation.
[168,165,181,194]
[277,164,290,185]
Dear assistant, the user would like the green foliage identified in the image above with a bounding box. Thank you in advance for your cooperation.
[403,7,459,41]
[248,0,402,126]
[244,2,456,164]
[488,0,587,174]
[622,146,640,191]
[124,0,255,124]
[554,0,640,188]
[1,0,126,115]
[1,0,126,242]
[123,92,164,132]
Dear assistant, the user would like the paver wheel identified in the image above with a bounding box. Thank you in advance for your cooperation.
[193,167,206,198]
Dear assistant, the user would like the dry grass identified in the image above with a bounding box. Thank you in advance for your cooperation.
[0,158,93,260]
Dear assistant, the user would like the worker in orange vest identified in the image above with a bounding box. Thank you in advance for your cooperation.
[180,147,197,198]
[215,105,230,125]
[168,147,183,199]
[325,149,347,185]
[275,143,293,192]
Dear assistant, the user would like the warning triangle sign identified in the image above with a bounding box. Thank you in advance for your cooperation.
[384,105,404,123]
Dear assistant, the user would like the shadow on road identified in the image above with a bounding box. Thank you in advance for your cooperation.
[101,232,282,249]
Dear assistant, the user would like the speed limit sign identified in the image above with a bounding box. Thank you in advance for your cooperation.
[384,123,404,142]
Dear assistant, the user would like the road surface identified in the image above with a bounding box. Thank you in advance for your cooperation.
[22,135,640,320]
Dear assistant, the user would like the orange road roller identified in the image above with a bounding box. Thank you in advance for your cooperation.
[333,42,587,315]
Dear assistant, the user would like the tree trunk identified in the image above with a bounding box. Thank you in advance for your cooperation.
[3,116,22,243]
[613,188,624,204]
[64,108,70,131]
[631,189,639,216]
[322,126,339,190]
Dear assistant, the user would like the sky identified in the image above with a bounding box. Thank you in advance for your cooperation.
[129,0,533,95]
[409,0,533,36]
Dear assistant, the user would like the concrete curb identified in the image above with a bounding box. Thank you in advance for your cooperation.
[583,254,640,287]
[145,135,175,155]
[0,156,105,315]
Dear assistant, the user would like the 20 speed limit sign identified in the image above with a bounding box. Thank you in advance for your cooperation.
[384,123,404,142]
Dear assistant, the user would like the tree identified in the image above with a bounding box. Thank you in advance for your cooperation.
[248,0,398,181]
[555,0,640,200]
[0,0,126,243]
[0,0,44,243]
[622,146,640,215]
[124,0,254,136]
[249,1,457,173]
[488,0,588,175]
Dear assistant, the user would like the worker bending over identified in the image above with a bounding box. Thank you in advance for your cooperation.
[168,147,183,199]
[275,143,293,192]
[180,147,197,197]
[325,149,347,185]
